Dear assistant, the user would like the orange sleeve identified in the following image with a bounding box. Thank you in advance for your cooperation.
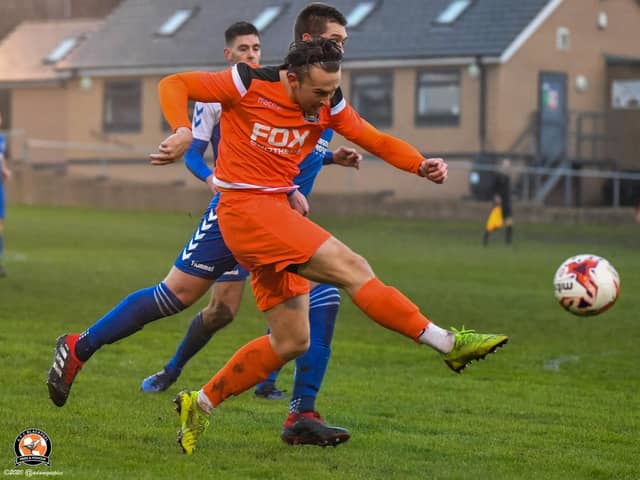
[330,102,424,176]
[158,69,242,132]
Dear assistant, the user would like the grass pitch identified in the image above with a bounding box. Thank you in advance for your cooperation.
[0,205,638,479]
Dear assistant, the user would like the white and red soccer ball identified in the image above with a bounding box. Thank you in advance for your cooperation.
[553,254,620,316]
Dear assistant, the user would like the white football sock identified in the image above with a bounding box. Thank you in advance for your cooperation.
[197,389,214,414]
[418,323,455,353]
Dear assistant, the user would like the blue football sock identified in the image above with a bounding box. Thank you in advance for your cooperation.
[260,369,280,385]
[165,311,215,373]
[75,282,186,361]
[289,284,340,414]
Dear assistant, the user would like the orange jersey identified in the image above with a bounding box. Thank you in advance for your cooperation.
[158,63,426,191]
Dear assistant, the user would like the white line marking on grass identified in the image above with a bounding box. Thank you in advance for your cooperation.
[5,253,28,262]
[544,355,580,371]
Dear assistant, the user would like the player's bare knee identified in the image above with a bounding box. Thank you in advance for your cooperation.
[202,301,235,330]
[343,251,375,286]
[269,324,310,360]
[274,336,309,361]
[170,288,198,307]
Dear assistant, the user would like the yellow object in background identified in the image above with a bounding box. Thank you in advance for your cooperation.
[485,205,504,232]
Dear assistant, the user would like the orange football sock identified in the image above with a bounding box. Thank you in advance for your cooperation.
[201,335,286,407]
[352,277,429,341]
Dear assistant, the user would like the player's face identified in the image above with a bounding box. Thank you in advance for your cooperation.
[224,34,261,65]
[320,21,348,52]
[290,66,341,117]
[301,21,348,52]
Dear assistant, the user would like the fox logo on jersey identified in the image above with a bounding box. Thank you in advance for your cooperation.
[14,428,52,466]
[250,122,310,154]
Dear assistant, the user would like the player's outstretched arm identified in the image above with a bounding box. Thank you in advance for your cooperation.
[184,139,217,194]
[151,69,241,164]
[331,102,447,184]
[182,102,219,194]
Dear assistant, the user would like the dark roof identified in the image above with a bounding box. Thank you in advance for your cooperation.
[335,0,552,61]
[65,0,553,72]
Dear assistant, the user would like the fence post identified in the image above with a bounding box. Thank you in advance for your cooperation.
[522,171,530,202]
[98,157,110,181]
[612,175,620,208]
[564,165,572,206]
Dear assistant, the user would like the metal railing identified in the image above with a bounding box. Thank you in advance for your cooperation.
[468,161,640,208]
[6,135,640,208]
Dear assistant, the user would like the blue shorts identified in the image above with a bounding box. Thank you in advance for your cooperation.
[173,205,249,282]
[0,183,5,220]
[216,264,250,283]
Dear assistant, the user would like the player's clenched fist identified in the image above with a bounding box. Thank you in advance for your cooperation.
[150,127,193,165]
[418,157,448,184]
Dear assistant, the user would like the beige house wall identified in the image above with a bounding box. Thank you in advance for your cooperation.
[11,85,68,163]
[8,74,183,185]
[489,0,640,152]
[64,75,167,159]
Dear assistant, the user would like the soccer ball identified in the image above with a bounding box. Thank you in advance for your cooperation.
[553,254,620,316]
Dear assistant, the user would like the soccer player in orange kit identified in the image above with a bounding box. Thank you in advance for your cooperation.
[152,36,508,455]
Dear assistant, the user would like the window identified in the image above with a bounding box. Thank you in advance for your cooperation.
[415,71,460,126]
[351,72,393,128]
[556,27,570,51]
[43,36,82,64]
[434,0,472,25]
[252,6,283,32]
[156,8,196,36]
[346,2,377,28]
[611,80,640,109]
[103,80,142,132]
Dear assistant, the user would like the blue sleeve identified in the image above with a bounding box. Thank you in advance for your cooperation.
[322,150,334,165]
[185,138,213,183]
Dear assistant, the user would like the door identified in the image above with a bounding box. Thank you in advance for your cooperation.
[538,72,568,164]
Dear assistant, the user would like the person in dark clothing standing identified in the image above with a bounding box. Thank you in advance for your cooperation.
[483,158,513,246]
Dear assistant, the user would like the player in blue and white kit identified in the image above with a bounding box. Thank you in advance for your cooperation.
[0,113,11,277]
[48,15,360,446]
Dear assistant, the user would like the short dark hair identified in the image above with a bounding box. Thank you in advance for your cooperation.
[293,3,347,41]
[285,38,342,81]
[224,21,259,45]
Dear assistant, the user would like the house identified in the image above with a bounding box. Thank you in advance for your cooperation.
[0,0,122,130]
[0,18,103,165]
[1,0,639,204]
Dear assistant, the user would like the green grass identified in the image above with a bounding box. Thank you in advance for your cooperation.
[0,205,638,479]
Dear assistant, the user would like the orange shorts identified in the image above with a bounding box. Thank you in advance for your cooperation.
[217,191,331,311]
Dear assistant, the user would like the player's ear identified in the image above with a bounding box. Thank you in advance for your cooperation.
[301,33,312,42]
[223,47,233,63]
[286,71,300,87]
